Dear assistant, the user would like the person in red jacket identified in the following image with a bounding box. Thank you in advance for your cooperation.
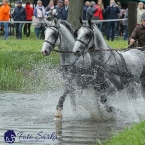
[93,0,105,32]
[23,2,33,37]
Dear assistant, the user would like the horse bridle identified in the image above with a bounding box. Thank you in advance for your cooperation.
[44,26,60,49]
[76,26,94,48]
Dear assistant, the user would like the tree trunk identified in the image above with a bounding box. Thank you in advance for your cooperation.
[67,0,84,30]
[128,2,137,39]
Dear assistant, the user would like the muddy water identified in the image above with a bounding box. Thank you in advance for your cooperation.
[0,90,144,145]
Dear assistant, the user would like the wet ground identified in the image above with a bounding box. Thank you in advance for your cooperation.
[0,89,145,145]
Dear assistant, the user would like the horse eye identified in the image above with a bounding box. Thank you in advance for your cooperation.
[55,33,58,37]
[86,34,90,37]
[52,33,56,37]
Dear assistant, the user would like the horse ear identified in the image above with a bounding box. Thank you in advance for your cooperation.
[79,17,83,25]
[74,29,78,38]
[44,18,51,26]
[54,18,61,28]
[54,18,57,25]
[88,19,92,27]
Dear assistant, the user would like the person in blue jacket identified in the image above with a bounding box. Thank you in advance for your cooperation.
[13,1,26,39]
[61,0,69,20]
[106,0,120,41]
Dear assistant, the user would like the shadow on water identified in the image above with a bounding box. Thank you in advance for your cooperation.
[0,88,145,145]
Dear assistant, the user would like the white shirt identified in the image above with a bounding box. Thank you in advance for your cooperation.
[65,6,68,11]
[137,8,145,24]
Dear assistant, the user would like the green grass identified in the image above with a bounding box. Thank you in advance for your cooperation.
[94,120,145,145]
[107,38,128,49]
[0,32,128,92]
[0,32,60,92]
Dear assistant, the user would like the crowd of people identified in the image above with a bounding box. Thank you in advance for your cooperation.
[0,0,70,39]
[0,0,144,41]
[83,0,128,41]
[83,0,145,42]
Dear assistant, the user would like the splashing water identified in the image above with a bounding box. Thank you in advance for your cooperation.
[20,62,145,122]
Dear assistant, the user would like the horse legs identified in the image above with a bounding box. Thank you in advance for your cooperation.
[54,89,76,120]
[69,91,76,111]
[100,95,115,113]
[54,89,69,120]
[98,80,117,113]
[94,87,102,116]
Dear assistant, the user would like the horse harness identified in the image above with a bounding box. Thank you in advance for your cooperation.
[44,25,132,87]
[82,26,131,86]
[76,26,94,48]
[44,25,61,49]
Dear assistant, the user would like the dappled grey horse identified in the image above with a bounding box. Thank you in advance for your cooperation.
[41,19,92,119]
[73,20,145,112]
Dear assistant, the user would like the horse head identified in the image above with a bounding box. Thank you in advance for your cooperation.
[73,19,94,56]
[41,18,61,56]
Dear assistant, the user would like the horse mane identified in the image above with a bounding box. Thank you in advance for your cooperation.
[92,24,109,49]
[60,21,74,34]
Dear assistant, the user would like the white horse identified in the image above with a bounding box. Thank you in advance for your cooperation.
[41,19,92,120]
[73,19,145,112]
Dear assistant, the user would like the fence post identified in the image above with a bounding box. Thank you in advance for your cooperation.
[128,2,137,39]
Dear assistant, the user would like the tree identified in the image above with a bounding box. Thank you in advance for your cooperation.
[67,0,84,30]
[128,2,137,39]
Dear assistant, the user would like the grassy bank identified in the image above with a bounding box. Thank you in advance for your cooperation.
[0,34,127,92]
[0,33,60,92]
[95,120,145,145]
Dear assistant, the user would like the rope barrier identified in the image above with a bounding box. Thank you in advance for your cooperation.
[0,18,128,24]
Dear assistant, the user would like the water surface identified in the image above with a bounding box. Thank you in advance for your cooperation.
[0,90,144,145]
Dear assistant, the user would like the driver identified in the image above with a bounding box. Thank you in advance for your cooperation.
[129,12,145,47]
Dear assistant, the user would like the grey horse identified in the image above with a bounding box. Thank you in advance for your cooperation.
[73,20,145,112]
[41,19,92,120]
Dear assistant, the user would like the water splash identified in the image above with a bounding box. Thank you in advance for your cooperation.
[9,61,145,122]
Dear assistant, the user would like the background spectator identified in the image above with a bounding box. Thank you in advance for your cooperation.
[93,0,105,31]
[0,0,10,40]
[33,0,45,39]
[86,1,95,20]
[119,11,124,37]
[115,1,122,37]
[137,2,145,26]
[45,0,55,17]
[13,1,26,39]
[55,0,63,19]
[23,2,33,37]
[106,0,120,41]
[61,0,69,20]
[123,8,128,40]
[83,1,90,20]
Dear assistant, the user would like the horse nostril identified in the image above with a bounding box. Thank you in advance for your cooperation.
[76,51,81,54]
[42,50,48,56]
[45,50,48,54]
[74,51,81,56]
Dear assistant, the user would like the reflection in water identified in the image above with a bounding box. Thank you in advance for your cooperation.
[0,90,145,145]
[54,120,128,145]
